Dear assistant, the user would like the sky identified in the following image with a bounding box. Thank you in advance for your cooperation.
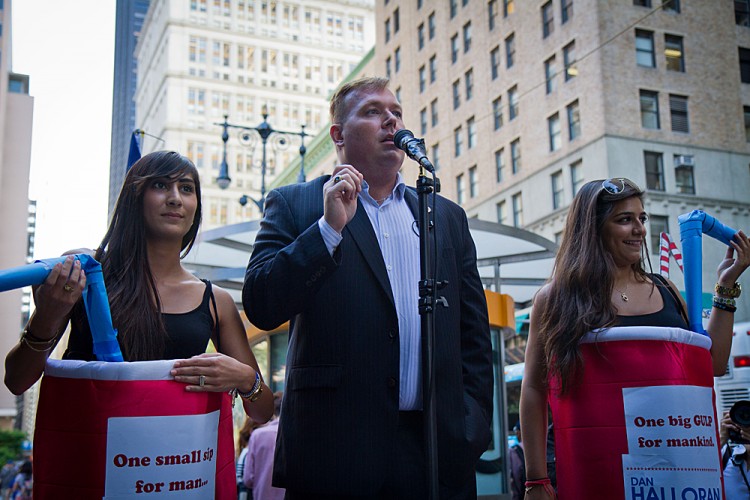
[12,0,115,258]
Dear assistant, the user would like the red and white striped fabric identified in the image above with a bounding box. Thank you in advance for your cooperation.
[659,232,684,279]
[548,326,723,500]
[33,359,235,499]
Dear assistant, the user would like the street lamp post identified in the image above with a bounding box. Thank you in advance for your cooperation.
[215,108,308,213]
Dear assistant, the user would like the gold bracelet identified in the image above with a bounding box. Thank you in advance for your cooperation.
[715,282,741,298]
[20,336,56,353]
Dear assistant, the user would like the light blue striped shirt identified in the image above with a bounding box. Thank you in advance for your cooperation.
[318,174,422,410]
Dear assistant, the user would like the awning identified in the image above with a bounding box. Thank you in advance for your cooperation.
[183,218,558,308]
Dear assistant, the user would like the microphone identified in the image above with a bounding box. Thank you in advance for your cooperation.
[393,129,435,173]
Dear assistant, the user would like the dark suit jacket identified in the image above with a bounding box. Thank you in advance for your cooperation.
[243,175,493,496]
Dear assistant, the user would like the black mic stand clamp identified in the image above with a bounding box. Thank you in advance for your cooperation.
[416,165,448,500]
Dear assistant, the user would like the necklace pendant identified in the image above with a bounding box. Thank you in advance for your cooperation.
[621,292,629,302]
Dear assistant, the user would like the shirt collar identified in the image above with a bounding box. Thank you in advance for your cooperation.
[361,173,406,205]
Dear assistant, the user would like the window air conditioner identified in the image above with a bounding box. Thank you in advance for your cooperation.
[674,154,695,167]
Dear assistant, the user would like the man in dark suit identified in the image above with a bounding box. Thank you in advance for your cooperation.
[243,77,492,499]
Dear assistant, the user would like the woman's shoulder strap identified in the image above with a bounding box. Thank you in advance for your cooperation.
[651,273,689,325]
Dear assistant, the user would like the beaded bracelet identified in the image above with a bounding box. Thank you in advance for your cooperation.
[229,371,263,408]
[714,296,737,308]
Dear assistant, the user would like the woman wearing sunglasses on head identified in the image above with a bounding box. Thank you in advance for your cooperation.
[519,178,750,499]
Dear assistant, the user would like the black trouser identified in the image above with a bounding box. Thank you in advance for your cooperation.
[285,411,477,500]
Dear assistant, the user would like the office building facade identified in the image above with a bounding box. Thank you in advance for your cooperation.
[380,0,750,316]
[135,0,375,228]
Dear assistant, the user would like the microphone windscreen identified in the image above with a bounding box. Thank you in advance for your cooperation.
[393,129,414,148]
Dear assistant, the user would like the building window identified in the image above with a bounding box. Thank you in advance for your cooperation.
[570,160,583,196]
[504,0,515,17]
[393,7,400,33]
[431,98,439,126]
[395,86,402,103]
[640,90,660,129]
[670,94,689,133]
[508,86,519,120]
[463,22,472,53]
[663,0,680,13]
[450,0,458,19]
[561,0,573,23]
[467,117,477,149]
[491,46,501,79]
[665,34,684,72]
[744,106,750,142]
[418,23,425,50]
[469,166,478,198]
[454,126,463,157]
[563,41,576,80]
[551,170,564,209]
[418,0,423,8]
[542,2,554,38]
[385,18,391,43]
[495,148,505,182]
[419,66,426,93]
[451,34,459,63]
[736,0,750,26]
[420,108,428,134]
[432,143,440,170]
[674,156,695,194]
[634,0,652,7]
[740,48,750,83]
[545,55,557,94]
[493,96,504,130]
[489,0,498,30]
[453,80,461,109]
[636,29,656,68]
[395,47,401,72]
[465,69,474,100]
[512,192,523,227]
[505,33,515,68]
[429,55,437,82]
[567,100,581,140]
[511,138,521,173]
[497,200,507,224]
[429,12,436,39]
[650,215,669,253]
[645,151,665,191]
[385,56,392,78]
[456,173,465,205]
[548,113,561,152]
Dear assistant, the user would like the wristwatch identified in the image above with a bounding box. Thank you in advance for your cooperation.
[715,282,741,299]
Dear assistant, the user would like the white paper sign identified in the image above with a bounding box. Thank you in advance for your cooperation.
[103,410,219,499]
[621,386,722,499]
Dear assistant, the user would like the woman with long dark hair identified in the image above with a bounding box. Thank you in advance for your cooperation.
[520,178,750,499]
[4,151,273,423]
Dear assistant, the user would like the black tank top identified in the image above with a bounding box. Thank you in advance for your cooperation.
[615,274,689,329]
[64,280,215,361]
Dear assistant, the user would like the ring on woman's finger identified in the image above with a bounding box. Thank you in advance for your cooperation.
[63,284,74,292]
[333,175,342,184]
[199,375,206,387]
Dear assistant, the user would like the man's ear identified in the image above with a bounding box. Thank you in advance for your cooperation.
[330,124,345,147]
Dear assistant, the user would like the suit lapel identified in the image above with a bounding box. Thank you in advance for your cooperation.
[344,201,396,306]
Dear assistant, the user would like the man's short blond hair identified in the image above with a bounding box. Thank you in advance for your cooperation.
[329,77,390,125]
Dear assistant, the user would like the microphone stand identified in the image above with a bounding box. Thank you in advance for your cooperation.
[416,166,445,500]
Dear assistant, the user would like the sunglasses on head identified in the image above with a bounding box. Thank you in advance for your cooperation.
[601,178,640,195]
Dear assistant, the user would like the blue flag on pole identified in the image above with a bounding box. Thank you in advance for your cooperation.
[126,129,142,170]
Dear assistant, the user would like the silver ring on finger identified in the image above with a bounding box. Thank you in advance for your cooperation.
[199,375,206,387]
